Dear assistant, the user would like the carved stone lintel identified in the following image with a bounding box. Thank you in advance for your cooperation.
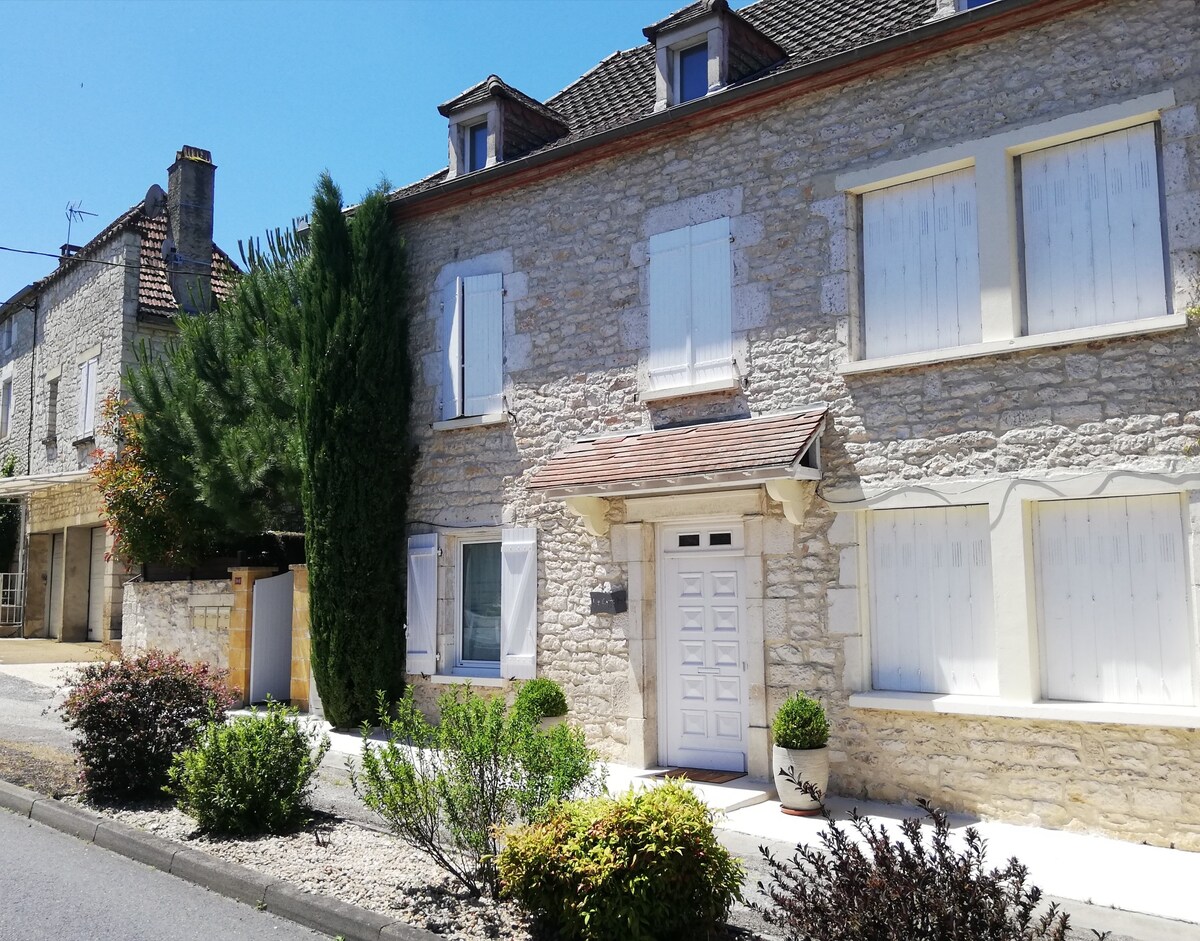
[764,478,817,525]
[565,495,610,537]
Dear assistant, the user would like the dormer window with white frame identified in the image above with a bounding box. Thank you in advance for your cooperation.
[645,0,785,112]
[465,120,490,173]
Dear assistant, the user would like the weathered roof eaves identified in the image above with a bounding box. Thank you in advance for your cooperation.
[389,0,1077,215]
[438,74,570,130]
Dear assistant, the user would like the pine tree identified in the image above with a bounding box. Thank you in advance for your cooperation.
[300,174,413,727]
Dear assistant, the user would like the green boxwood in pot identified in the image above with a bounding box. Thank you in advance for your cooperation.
[771,692,830,816]
[514,677,569,728]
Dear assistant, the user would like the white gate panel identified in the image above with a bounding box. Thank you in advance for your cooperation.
[250,570,294,704]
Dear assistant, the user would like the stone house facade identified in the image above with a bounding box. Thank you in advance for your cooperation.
[0,146,230,643]
[390,0,1200,849]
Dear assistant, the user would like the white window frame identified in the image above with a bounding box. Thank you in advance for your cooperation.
[464,119,490,174]
[0,378,11,440]
[842,474,1200,729]
[440,272,505,423]
[455,536,503,676]
[838,91,1182,375]
[672,37,710,105]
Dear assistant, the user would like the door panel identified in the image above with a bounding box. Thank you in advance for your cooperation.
[87,527,105,641]
[47,533,64,640]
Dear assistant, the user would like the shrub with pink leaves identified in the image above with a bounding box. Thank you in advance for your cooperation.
[59,650,237,799]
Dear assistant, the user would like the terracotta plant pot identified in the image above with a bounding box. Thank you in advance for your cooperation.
[773,744,829,816]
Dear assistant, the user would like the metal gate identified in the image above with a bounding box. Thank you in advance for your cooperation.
[249,570,294,704]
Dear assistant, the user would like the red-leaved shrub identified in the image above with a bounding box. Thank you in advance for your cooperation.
[59,650,236,798]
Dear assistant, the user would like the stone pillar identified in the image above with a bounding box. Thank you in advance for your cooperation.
[289,565,312,711]
[227,566,276,705]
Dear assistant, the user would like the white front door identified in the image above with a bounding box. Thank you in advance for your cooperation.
[86,527,106,641]
[659,522,748,773]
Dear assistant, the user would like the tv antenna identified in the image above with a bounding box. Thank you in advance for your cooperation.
[64,201,97,248]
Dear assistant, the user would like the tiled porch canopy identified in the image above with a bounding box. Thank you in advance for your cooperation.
[528,408,826,534]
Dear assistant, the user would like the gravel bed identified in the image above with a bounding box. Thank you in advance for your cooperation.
[83,799,534,940]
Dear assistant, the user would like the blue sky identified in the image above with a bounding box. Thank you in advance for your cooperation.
[1,0,675,293]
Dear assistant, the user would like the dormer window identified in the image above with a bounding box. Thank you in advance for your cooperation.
[467,121,490,173]
[676,40,710,104]
[644,0,785,113]
[440,75,570,181]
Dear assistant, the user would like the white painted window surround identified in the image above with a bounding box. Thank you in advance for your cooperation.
[838,91,1180,375]
[647,217,735,393]
[405,528,538,681]
[836,471,1200,728]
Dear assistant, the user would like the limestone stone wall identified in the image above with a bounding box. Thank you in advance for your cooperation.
[121,579,233,671]
[399,0,1200,846]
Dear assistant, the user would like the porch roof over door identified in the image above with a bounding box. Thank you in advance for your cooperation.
[0,470,92,498]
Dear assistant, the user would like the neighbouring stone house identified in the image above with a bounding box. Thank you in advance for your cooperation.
[386,0,1200,850]
[0,146,232,644]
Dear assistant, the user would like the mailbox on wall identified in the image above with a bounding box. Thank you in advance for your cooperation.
[590,586,628,615]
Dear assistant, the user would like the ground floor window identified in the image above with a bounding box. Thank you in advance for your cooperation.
[405,528,537,681]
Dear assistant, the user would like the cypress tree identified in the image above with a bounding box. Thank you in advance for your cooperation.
[300,174,413,727]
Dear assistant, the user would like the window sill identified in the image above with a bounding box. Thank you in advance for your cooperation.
[424,672,507,687]
[639,376,741,403]
[848,690,1200,729]
[72,435,95,448]
[432,413,507,432]
[839,314,1188,376]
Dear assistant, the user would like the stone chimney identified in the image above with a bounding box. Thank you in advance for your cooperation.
[166,145,216,313]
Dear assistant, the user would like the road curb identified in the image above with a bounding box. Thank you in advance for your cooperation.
[0,778,441,941]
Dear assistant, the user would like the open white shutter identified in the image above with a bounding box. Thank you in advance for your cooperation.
[1022,124,1166,335]
[444,278,465,419]
[405,533,439,675]
[647,227,692,389]
[688,217,735,385]
[500,527,537,680]
[77,359,97,437]
[462,272,504,416]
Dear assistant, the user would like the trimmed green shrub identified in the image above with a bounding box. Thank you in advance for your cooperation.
[513,677,568,720]
[167,701,330,834]
[352,685,605,897]
[758,797,1094,941]
[771,691,829,750]
[59,650,236,798]
[498,780,744,941]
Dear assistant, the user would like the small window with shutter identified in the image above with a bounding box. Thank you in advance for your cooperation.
[444,273,504,419]
[647,217,734,392]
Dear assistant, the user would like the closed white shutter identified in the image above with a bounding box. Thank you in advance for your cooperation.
[862,168,980,358]
[647,227,693,390]
[500,526,537,680]
[77,358,97,437]
[1035,495,1192,706]
[462,272,504,416]
[688,217,735,385]
[1022,124,1166,335]
[444,278,465,419]
[868,506,997,695]
[405,533,439,675]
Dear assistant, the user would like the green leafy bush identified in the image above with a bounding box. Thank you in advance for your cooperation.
[352,685,605,897]
[513,677,568,719]
[771,691,829,750]
[758,795,1097,941]
[59,650,236,798]
[167,701,330,834]
[498,780,744,941]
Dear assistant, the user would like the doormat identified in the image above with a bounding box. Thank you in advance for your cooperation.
[655,767,746,785]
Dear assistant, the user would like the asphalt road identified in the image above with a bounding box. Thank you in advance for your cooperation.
[0,809,328,941]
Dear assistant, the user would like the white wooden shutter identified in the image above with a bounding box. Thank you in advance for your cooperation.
[77,358,97,437]
[405,533,439,675]
[862,168,980,358]
[647,227,693,389]
[688,217,735,385]
[444,278,465,419]
[500,527,537,680]
[868,506,997,695]
[1022,124,1166,336]
[1035,495,1192,707]
[462,272,504,416]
